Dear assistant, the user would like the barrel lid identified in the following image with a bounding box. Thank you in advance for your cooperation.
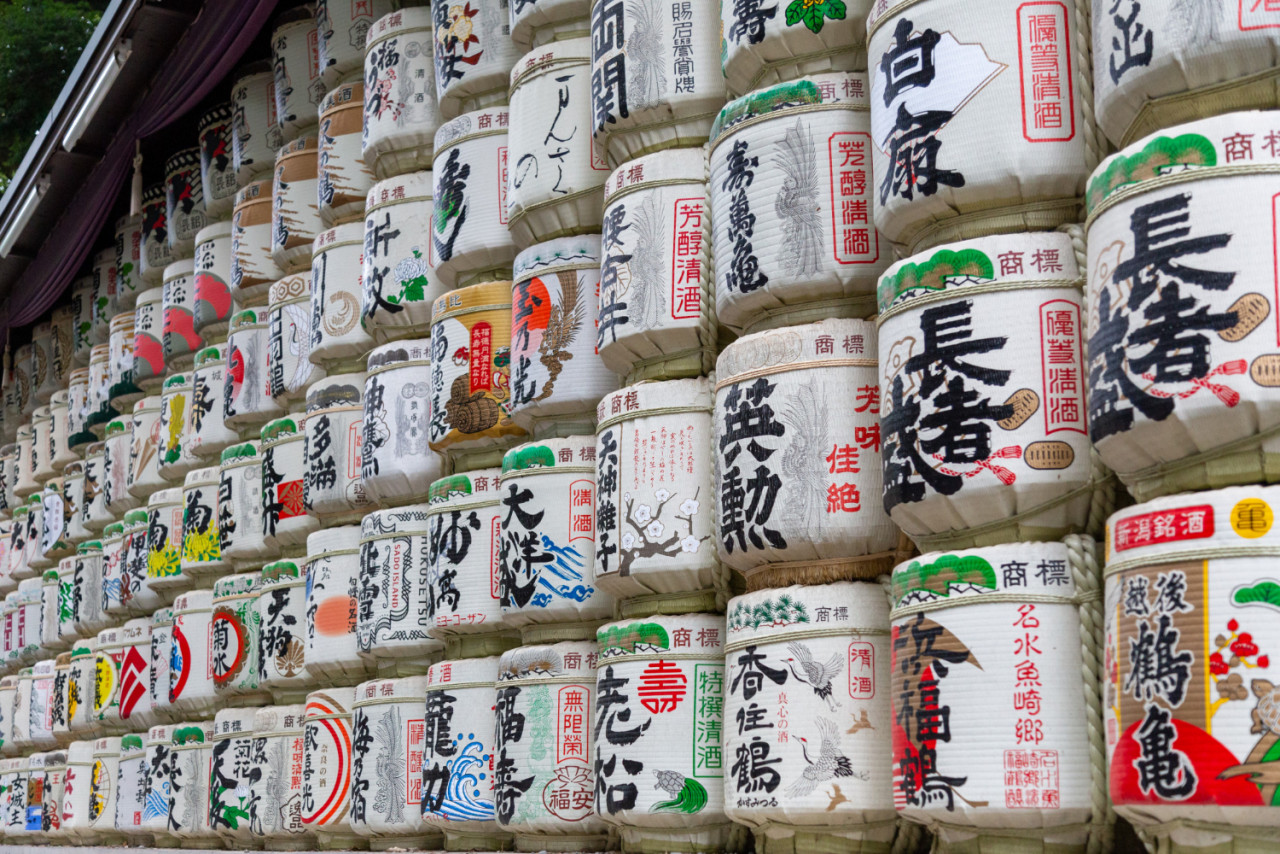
[136,285,164,307]
[268,272,311,306]
[434,106,509,154]
[426,655,499,689]
[603,147,705,205]
[514,235,601,282]
[360,503,431,540]
[164,147,201,175]
[305,523,361,558]
[710,71,869,146]
[195,218,234,243]
[199,100,234,129]
[502,435,595,476]
[596,377,712,430]
[183,465,221,487]
[428,468,502,509]
[306,373,364,412]
[163,258,196,280]
[499,640,597,682]
[366,338,431,373]
[149,486,183,506]
[366,7,432,49]
[366,171,434,212]
[717,317,876,384]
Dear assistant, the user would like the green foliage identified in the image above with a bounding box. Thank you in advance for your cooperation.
[785,0,846,34]
[1233,580,1280,610]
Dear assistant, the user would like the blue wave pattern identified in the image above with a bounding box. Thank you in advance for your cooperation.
[530,536,593,607]
[434,737,495,822]
[143,783,170,821]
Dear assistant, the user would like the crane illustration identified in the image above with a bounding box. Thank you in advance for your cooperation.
[784,641,843,711]
[787,717,857,797]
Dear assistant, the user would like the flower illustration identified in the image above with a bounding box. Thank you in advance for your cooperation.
[655,488,670,502]
[622,533,635,549]
[681,536,700,553]
[680,498,699,516]
[646,520,664,539]
[634,504,652,524]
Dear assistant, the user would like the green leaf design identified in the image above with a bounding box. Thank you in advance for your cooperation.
[785,0,846,34]
[401,276,428,304]
[1232,580,1280,610]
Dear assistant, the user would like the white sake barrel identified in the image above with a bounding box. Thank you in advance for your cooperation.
[720,0,871,96]
[209,707,257,843]
[431,107,518,288]
[350,674,440,846]
[593,613,729,849]
[49,303,76,392]
[233,61,285,186]
[93,627,128,734]
[363,172,447,342]
[99,523,128,622]
[76,738,122,839]
[59,471,87,557]
[52,653,72,744]
[306,526,373,683]
[0,756,26,835]
[199,101,239,218]
[594,378,721,602]
[0,448,12,524]
[114,213,144,312]
[890,541,1102,849]
[71,542,108,638]
[149,608,175,723]
[248,703,312,844]
[507,39,609,248]
[53,557,78,650]
[128,397,163,499]
[494,640,607,848]
[9,499,33,578]
[317,0,394,88]
[257,558,311,701]
[426,472,508,640]
[498,436,614,631]
[363,340,444,505]
[510,235,617,433]
[421,656,508,846]
[21,493,47,573]
[510,0,589,49]
[43,570,66,655]
[269,272,326,405]
[141,182,174,286]
[193,219,236,338]
[28,660,58,746]
[68,643,100,736]
[0,677,14,753]
[157,373,196,484]
[169,589,217,718]
[867,0,1094,254]
[9,669,31,747]
[140,723,176,842]
[15,577,45,661]
[1086,112,1280,502]
[363,9,443,179]
[225,308,287,433]
[0,519,10,593]
[263,413,319,549]
[49,390,78,471]
[91,246,119,346]
[103,419,137,516]
[319,82,376,227]
[233,180,285,306]
[311,223,375,365]
[212,572,268,704]
[13,343,34,421]
[162,259,202,372]
[43,748,70,836]
[86,345,116,436]
[12,426,35,501]
[60,740,106,841]
[715,318,900,586]
[0,593,16,666]
[878,231,1106,550]
[180,466,227,581]
[115,618,154,729]
[31,321,54,406]
[273,135,324,272]
[107,313,141,410]
[590,0,726,166]
[41,479,74,565]
[220,442,278,570]
[167,720,216,843]
[304,373,371,522]
[121,509,162,614]
[165,148,208,259]
[189,342,239,461]
[431,0,521,118]
[302,687,360,845]
[30,406,55,485]
[4,350,22,441]
[273,5,324,142]
[724,583,893,848]
[131,287,165,394]
[358,504,443,667]
[598,148,714,382]
[145,487,187,596]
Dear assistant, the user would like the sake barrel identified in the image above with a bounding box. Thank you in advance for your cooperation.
[421,656,507,846]
[139,723,176,842]
[193,219,236,339]
[120,509,162,615]
[246,704,312,844]
[67,641,98,736]
[720,0,871,97]
[28,660,58,746]
[91,246,119,345]
[0,520,11,594]
[301,687,359,845]
[723,583,894,848]
[590,0,726,166]
[49,303,77,391]
[13,343,33,421]
[357,504,443,667]
[866,0,1094,254]
[99,523,128,621]
[21,494,47,574]
[30,321,54,406]
[10,669,33,747]
[162,259,203,372]
[593,613,729,849]
[141,182,174,286]
[319,82,377,226]
[431,107,518,289]
[115,214,144,312]
[199,101,239,218]
[71,542,108,637]
[304,525,373,682]
[86,345,117,434]
[169,589,216,718]
[219,442,278,569]
[715,318,901,585]
[273,5,325,142]
[148,608,175,724]
[363,340,444,506]
[0,677,14,753]
[54,557,79,649]
[9,500,33,580]
[165,148,208,259]
[273,135,324,272]
[103,419,138,517]
[507,39,609,248]
[0,756,27,834]
[349,674,440,846]
[157,373,196,483]
[317,0,394,88]
[510,0,589,49]
[132,287,165,394]
[52,652,72,743]
[0,594,17,667]
[597,148,715,382]
[30,406,55,485]
[429,281,526,461]
[48,390,78,470]
[0,447,13,522]
[189,342,240,461]
[212,572,267,704]
[877,232,1107,550]
[180,466,227,581]
[232,180,285,306]
[115,618,154,729]
[3,353,22,444]
[232,60,285,186]
[43,748,70,836]
[107,314,141,410]
[61,463,88,550]
[92,627,127,734]
[60,740,103,841]
[40,480,73,566]
[493,641,607,848]
[15,577,45,661]
[1085,112,1280,502]
[311,223,375,365]
[95,737,128,838]
[304,373,371,522]
[12,425,35,499]
[363,173,447,342]
[167,720,216,843]
[225,308,286,431]
[263,414,319,549]
[145,487,187,596]
[363,9,443,179]
[268,271,326,404]
[431,0,521,119]
[81,443,111,534]
[209,708,258,843]
[257,559,310,701]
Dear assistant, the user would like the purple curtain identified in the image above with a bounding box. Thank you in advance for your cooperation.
[7,0,280,330]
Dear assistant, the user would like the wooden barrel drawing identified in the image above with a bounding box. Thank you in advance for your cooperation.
[363,9,443,180]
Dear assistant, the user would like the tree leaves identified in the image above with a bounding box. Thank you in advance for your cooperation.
[784,0,846,34]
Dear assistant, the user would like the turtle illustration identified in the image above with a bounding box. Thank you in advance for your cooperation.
[651,770,707,814]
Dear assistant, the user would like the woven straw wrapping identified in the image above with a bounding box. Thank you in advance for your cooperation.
[231,64,283,187]
[59,739,104,839]
[193,219,235,339]
[363,339,445,506]
[247,703,312,842]
[363,9,444,180]
[85,346,115,438]
[357,504,444,666]
[91,627,125,735]
[161,259,202,374]
[179,466,227,581]
[301,687,359,842]
[319,82,377,228]
[29,407,55,486]
[144,487,186,595]
[362,173,449,344]
[311,223,376,367]
[49,393,77,472]
[102,421,137,518]
[262,414,321,550]
[208,707,258,843]
[113,733,149,836]
[432,0,521,119]
[131,288,165,394]
[211,572,268,704]
[114,213,144,312]
[164,147,208,260]
[273,7,324,144]
[30,322,55,407]
[304,372,372,522]
[70,280,94,369]
[256,559,311,700]
[128,396,165,498]
[107,313,140,410]
[148,608,174,723]
[166,719,216,842]
[188,342,240,462]
[140,183,173,286]
[218,441,279,569]
[120,508,163,614]
[225,308,286,431]
[90,247,117,349]
[169,589,216,719]
[232,180,285,307]
[425,468,507,638]
[720,0,872,98]
[115,617,155,729]
[304,525,375,683]
[511,0,590,49]
[272,135,324,274]
[98,524,127,623]
[268,272,326,406]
